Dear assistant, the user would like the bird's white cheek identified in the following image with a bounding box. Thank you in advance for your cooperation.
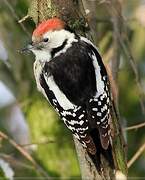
[48,40,62,49]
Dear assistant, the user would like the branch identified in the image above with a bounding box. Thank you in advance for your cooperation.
[0,153,34,170]
[100,0,127,175]
[0,131,50,179]
[117,33,145,114]
[18,15,30,23]
[125,122,145,131]
[20,139,56,147]
[74,138,101,179]
[106,0,122,84]
[3,0,30,37]
[100,0,145,114]
[105,1,145,114]
[127,142,145,168]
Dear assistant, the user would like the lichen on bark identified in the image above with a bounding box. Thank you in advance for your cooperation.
[28,0,58,24]
[28,0,87,34]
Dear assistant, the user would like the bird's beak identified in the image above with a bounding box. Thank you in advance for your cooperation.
[20,43,34,53]
[20,39,44,53]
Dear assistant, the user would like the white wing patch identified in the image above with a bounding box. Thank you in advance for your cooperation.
[91,53,105,97]
[44,75,76,110]
[81,36,105,97]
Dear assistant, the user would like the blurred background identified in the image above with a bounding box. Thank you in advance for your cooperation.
[0,0,145,179]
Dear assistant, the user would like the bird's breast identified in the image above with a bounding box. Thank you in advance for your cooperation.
[33,60,45,93]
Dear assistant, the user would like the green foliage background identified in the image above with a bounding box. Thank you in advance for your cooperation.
[0,0,145,178]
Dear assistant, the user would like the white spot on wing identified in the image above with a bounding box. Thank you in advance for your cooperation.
[76,127,88,131]
[98,101,101,105]
[79,114,84,119]
[97,112,102,117]
[62,117,66,121]
[101,104,107,112]
[80,134,87,138]
[72,113,76,117]
[79,120,84,125]
[74,106,81,112]
[64,119,85,126]
[68,120,77,125]
[61,111,73,116]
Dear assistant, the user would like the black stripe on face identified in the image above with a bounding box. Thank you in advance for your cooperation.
[51,39,68,57]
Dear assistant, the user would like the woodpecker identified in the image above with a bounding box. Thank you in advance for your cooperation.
[23,18,113,169]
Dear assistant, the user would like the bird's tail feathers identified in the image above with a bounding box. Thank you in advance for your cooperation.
[88,129,114,173]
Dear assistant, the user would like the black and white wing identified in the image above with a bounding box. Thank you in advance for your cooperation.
[39,62,97,154]
[39,36,111,153]
[80,37,111,150]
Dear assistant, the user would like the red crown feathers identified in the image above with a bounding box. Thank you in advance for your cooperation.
[33,18,65,36]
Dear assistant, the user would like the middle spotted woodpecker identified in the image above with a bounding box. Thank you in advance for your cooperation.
[23,18,114,170]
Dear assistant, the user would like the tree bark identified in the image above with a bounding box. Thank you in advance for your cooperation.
[27,0,127,179]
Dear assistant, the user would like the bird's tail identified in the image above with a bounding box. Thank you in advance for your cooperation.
[87,129,114,173]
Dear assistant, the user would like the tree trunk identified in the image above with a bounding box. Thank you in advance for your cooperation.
[27,0,127,179]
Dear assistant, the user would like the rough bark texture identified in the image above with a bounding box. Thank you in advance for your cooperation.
[28,0,127,179]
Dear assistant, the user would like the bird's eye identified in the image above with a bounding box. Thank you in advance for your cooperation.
[43,38,49,42]
[29,41,33,45]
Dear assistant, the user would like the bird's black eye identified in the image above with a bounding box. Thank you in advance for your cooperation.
[43,38,49,42]
[29,41,33,45]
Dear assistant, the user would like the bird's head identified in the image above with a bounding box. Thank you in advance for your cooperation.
[22,18,74,59]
